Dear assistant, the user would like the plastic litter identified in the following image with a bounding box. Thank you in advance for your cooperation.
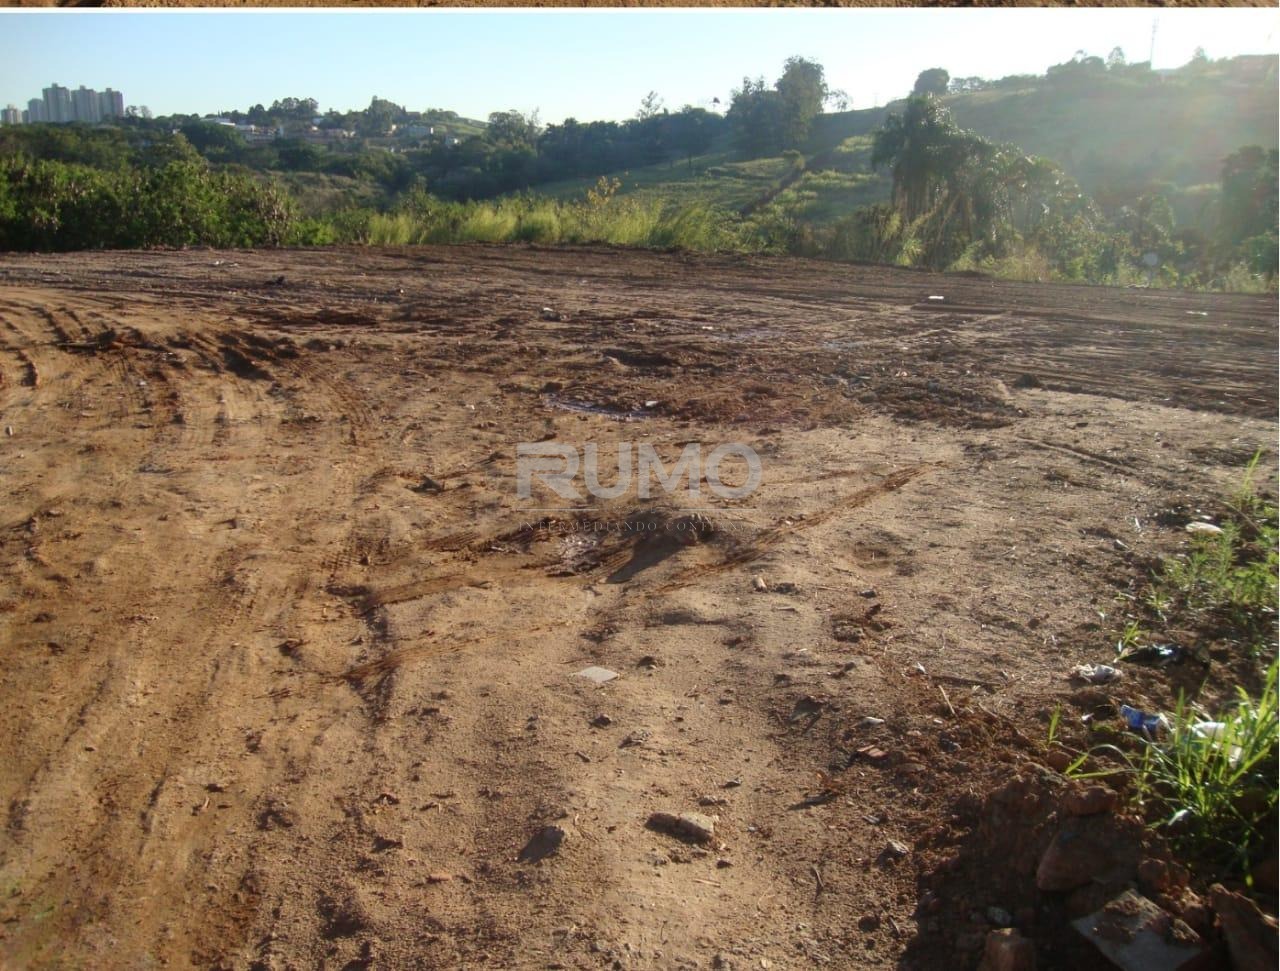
[1185,521,1223,536]
[1119,705,1169,737]
[1071,663,1122,685]
[1188,720,1243,764]
[927,295,946,301]
[1117,643,1187,665]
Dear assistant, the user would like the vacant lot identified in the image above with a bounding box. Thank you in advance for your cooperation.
[0,245,1275,968]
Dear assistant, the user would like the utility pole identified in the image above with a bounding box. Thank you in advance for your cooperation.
[1149,17,1159,67]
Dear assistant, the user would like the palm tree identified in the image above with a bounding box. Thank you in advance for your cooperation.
[870,96,965,223]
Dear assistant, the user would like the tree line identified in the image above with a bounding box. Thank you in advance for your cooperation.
[0,54,1274,290]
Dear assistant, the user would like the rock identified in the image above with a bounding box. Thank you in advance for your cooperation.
[1071,889,1203,971]
[1043,748,1076,773]
[589,713,614,728]
[426,871,453,883]
[977,928,1036,971]
[516,825,566,864]
[1062,784,1119,817]
[880,840,910,863]
[1035,819,1123,892]
[636,655,662,669]
[647,811,716,845]
[573,666,619,685]
[1137,858,1189,895]
[1210,884,1278,971]
[753,575,769,592]
[916,892,942,916]
[858,914,880,932]
[986,907,1013,928]
[1165,888,1211,937]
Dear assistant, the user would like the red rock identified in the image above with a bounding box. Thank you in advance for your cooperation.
[1138,858,1190,895]
[1210,884,1278,971]
[977,928,1036,971]
[1036,825,1116,892]
[1166,889,1212,938]
[1062,784,1118,817]
[1043,749,1075,773]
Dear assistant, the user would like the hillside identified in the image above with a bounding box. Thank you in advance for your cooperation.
[534,54,1279,232]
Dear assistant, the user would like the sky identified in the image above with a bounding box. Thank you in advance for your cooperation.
[1,8,1276,122]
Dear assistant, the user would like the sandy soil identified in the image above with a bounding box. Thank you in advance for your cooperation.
[0,245,1275,969]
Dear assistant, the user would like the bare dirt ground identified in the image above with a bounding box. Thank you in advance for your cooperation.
[0,245,1275,970]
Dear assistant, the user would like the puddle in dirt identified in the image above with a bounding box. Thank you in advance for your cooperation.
[543,394,656,421]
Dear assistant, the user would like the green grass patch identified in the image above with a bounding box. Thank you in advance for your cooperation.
[1153,454,1279,655]
[1100,660,1278,877]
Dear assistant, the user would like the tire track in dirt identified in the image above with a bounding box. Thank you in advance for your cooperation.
[0,289,411,965]
[655,463,937,592]
[0,251,1275,969]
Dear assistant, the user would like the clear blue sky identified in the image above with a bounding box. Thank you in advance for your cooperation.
[1,9,1276,121]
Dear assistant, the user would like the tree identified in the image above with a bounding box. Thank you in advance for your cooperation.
[912,68,950,98]
[1219,145,1279,245]
[870,98,1095,268]
[179,122,246,161]
[871,96,965,222]
[726,77,787,155]
[269,98,320,123]
[774,56,828,147]
[728,58,830,155]
[667,107,718,172]
[486,109,541,150]
[637,91,664,121]
[276,139,325,172]
[359,97,404,137]
[1106,47,1127,70]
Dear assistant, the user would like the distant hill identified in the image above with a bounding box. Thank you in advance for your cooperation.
[536,54,1278,232]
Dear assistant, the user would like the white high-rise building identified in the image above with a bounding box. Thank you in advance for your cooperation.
[73,86,102,123]
[99,88,124,119]
[0,106,20,126]
[42,84,72,123]
[20,84,126,125]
